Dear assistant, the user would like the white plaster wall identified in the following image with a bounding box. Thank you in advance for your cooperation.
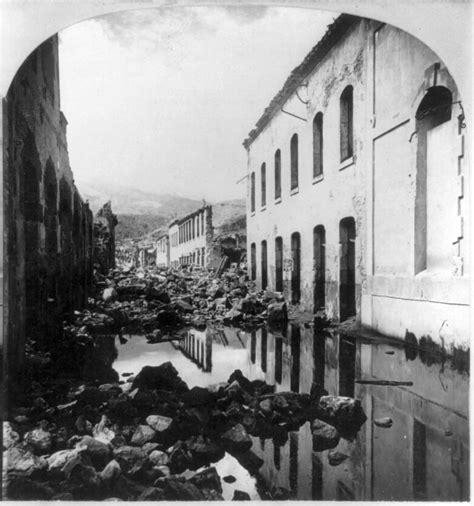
[246,19,470,348]
[247,20,369,320]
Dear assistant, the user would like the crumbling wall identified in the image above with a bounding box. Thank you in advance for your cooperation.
[4,35,94,386]
[93,201,118,275]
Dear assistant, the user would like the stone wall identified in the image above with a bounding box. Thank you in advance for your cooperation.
[4,35,94,383]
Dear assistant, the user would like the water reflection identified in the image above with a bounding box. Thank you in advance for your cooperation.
[112,322,469,501]
[241,325,469,501]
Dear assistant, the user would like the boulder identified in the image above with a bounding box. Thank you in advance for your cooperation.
[78,436,112,470]
[374,417,393,428]
[131,363,189,392]
[137,487,166,501]
[223,475,236,483]
[189,466,222,494]
[149,450,169,467]
[233,490,251,500]
[317,395,367,433]
[93,415,116,444]
[47,448,82,476]
[223,308,242,324]
[220,424,252,452]
[163,479,205,501]
[259,398,273,415]
[100,459,122,484]
[68,462,101,499]
[23,426,52,454]
[185,435,224,463]
[327,450,349,466]
[227,369,254,394]
[112,445,148,475]
[181,386,215,407]
[312,419,340,451]
[131,425,156,446]
[267,302,288,324]
[3,421,20,450]
[142,442,161,454]
[5,446,47,476]
[146,414,173,434]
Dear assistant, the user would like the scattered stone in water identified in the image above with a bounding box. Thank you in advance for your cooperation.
[312,419,340,451]
[122,372,133,377]
[385,350,395,355]
[233,490,251,500]
[374,417,393,428]
[327,450,349,466]
[220,424,252,452]
[223,475,236,483]
[317,395,367,433]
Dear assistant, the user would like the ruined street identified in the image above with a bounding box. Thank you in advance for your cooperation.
[3,260,469,501]
[1,4,471,503]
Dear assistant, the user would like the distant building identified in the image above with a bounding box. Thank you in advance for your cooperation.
[168,205,213,267]
[244,15,469,350]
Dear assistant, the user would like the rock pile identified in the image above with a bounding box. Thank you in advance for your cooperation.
[4,365,367,501]
[67,264,290,340]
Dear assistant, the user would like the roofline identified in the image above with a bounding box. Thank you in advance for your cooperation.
[168,204,212,228]
[243,14,360,150]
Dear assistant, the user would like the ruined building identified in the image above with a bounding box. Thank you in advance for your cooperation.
[93,201,118,275]
[244,15,469,351]
[4,35,98,381]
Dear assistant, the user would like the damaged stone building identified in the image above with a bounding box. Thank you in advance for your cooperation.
[244,15,469,351]
[3,35,113,383]
[93,201,118,275]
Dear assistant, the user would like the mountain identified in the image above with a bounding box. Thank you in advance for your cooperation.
[75,177,203,216]
[75,177,246,242]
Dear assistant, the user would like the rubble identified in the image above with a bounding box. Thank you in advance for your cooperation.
[4,358,367,500]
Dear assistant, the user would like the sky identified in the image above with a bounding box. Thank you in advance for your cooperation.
[59,6,338,202]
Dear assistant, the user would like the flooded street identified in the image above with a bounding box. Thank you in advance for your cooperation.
[113,325,469,501]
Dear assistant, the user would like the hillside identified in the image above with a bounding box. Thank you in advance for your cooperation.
[75,177,246,243]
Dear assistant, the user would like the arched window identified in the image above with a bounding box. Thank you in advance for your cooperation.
[250,172,256,213]
[250,242,256,280]
[313,112,323,177]
[274,149,281,200]
[261,163,266,207]
[291,232,301,303]
[290,134,298,190]
[261,240,268,289]
[340,86,353,161]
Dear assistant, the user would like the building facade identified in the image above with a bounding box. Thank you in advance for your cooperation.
[168,205,213,267]
[244,15,469,351]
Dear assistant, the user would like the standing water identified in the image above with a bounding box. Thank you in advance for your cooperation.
[112,323,469,501]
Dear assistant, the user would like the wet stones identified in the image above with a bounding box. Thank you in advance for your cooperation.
[131,363,189,393]
[220,424,252,452]
[267,302,288,324]
[317,395,367,434]
[327,450,349,466]
[5,446,48,476]
[312,419,340,451]
[374,417,393,428]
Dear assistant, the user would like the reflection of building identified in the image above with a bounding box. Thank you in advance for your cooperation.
[244,14,469,350]
[243,325,469,501]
